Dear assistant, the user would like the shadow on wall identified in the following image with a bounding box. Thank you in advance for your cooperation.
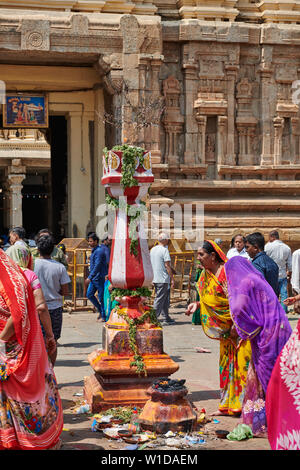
[73,223,78,238]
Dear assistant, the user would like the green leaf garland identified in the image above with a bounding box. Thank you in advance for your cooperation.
[116,306,161,376]
[108,144,145,189]
[110,286,152,302]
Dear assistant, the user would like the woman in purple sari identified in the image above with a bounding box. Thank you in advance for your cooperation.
[225,256,292,436]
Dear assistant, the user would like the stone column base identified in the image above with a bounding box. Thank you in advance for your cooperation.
[84,350,179,412]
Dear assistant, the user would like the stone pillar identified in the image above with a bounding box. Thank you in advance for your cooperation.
[5,159,26,228]
[217,115,228,166]
[182,58,198,165]
[67,110,91,238]
[195,115,207,165]
[237,127,246,158]
[273,116,284,165]
[120,15,141,148]
[150,57,164,164]
[225,64,238,166]
[94,88,106,213]
[138,58,148,146]
[259,52,273,165]
[119,16,163,165]
[291,117,299,164]
[236,78,257,165]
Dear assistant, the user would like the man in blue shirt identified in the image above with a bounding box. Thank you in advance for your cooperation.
[245,232,279,296]
[100,232,112,267]
[86,232,110,321]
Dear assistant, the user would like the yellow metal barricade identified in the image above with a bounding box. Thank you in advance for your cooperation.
[169,250,195,304]
[61,237,195,311]
[149,238,195,305]
[59,238,92,312]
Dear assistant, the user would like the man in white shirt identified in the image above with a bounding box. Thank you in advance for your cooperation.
[34,235,70,365]
[265,230,292,313]
[150,233,175,326]
[227,234,250,260]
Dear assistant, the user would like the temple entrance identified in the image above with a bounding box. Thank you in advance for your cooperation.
[49,115,68,242]
[20,115,68,242]
[0,114,68,243]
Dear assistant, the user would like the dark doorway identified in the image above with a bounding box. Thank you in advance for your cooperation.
[22,176,50,239]
[21,116,68,243]
[49,115,68,243]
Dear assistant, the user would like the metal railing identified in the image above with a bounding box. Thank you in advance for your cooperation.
[64,245,196,312]
[169,250,195,305]
[64,248,92,312]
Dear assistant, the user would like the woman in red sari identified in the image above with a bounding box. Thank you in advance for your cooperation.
[0,249,63,450]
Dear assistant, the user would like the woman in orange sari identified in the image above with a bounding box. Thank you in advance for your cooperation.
[186,240,251,416]
[0,249,63,449]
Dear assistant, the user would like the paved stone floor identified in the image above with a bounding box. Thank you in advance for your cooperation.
[54,305,299,452]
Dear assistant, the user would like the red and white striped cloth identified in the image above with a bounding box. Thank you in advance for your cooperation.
[103,149,154,289]
[106,185,153,289]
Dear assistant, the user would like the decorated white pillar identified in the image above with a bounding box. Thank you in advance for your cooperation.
[102,148,154,290]
[84,145,179,412]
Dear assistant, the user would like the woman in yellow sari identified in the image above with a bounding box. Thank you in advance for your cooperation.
[186,240,252,416]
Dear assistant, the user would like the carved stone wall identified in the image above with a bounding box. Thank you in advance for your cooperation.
[156,20,300,248]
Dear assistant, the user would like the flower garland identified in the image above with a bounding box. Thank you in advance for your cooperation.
[104,144,148,256]
[116,306,161,376]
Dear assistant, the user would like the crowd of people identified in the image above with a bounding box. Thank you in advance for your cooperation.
[0,226,71,449]
[107,228,300,449]
[0,224,299,450]
[185,231,300,450]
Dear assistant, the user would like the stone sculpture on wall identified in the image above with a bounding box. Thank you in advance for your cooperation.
[193,56,229,174]
[236,77,257,166]
[162,76,184,165]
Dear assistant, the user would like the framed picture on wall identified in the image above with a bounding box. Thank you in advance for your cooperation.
[3,93,48,128]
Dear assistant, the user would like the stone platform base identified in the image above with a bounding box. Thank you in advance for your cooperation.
[83,350,179,412]
[84,373,157,412]
[139,397,197,434]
